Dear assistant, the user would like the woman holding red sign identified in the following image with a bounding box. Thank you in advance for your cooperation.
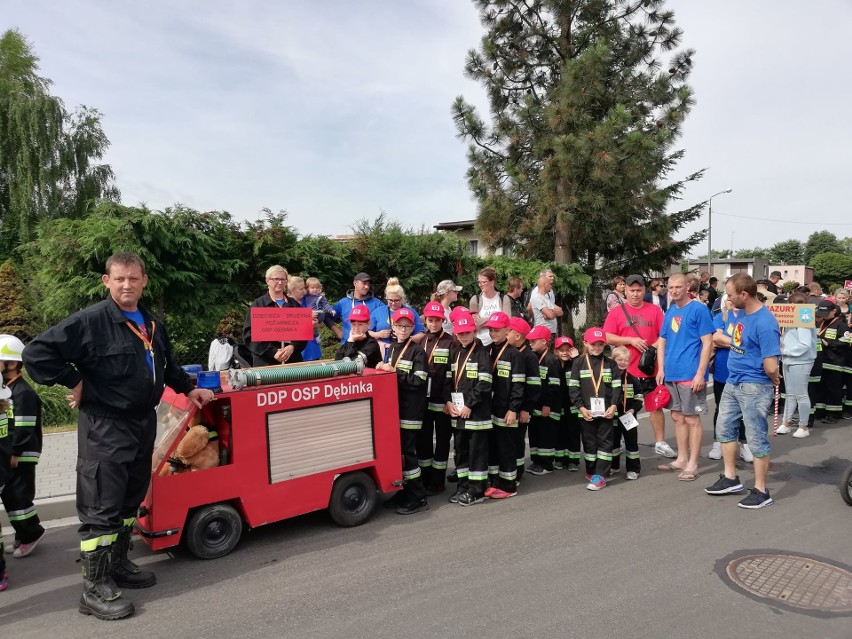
[242,265,307,367]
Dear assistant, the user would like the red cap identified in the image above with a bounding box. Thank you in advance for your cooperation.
[526,325,552,342]
[554,336,574,349]
[644,384,672,412]
[452,314,476,333]
[392,307,415,324]
[508,317,531,336]
[583,327,606,344]
[484,311,510,329]
[449,306,470,321]
[422,301,445,319]
[349,305,371,323]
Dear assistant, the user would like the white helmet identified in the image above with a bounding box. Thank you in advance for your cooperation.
[0,334,25,362]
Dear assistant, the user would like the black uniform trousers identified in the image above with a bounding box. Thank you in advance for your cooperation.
[400,429,425,501]
[416,410,453,480]
[558,410,582,468]
[1,462,44,543]
[453,428,489,497]
[514,422,528,481]
[820,368,845,415]
[77,410,156,546]
[610,423,640,474]
[487,426,518,491]
[581,417,613,477]
[529,414,557,471]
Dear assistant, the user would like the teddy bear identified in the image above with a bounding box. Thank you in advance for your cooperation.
[160,424,220,476]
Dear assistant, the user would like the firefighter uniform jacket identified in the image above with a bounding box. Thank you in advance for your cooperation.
[444,339,492,430]
[488,340,525,426]
[423,330,455,413]
[560,358,580,418]
[23,298,195,418]
[615,369,643,417]
[817,316,850,374]
[535,349,562,418]
[8,376,42,463]
[516,343,542,416]
[0,402,10,488]
[569,353,623,413]
[335,335,382,368]
[387,338,428,429]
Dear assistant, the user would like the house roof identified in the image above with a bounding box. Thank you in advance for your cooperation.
[434,220,476,231]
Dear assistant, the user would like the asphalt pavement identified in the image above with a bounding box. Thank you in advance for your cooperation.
[1,407,850,638]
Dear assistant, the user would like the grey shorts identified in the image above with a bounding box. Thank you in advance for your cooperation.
[665,382,707,417]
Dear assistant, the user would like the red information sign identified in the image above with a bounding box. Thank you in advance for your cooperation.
[250,307,314,342]
[845,280,852,290]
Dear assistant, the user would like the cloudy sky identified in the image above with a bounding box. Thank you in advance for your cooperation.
[5,0,852,255]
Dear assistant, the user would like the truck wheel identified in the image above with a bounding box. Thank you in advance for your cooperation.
[328,471,377,527]
[185,503,243,559]
[842,464,852,506]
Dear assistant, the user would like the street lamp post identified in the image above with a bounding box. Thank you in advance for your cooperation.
[707,189,733,278]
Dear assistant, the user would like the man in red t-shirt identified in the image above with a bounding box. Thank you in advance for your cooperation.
[602,274,675,458]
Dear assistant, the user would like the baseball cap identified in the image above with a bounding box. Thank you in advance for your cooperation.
[484,311,510,329]
[625,274,645,287]
[815,300,838,317]
[449,306,470,321]
[644,384,672,412]
[452,314,476,333]
[583,327,606,344]
[349,306,371,322]
[508,317,531,336]
[353,272,371,282]
[422,301,445,319]
[554,336,574,349]
[526,325,551,342]
[436,279,462,296]
[392,307,415,324]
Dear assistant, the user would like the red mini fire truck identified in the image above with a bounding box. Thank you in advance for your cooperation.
[136,363,403,559]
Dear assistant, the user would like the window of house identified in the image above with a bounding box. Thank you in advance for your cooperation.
[469,240,479,255]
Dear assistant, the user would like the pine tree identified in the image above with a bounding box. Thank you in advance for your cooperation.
[0,29,118,253]
[453,0,705,281]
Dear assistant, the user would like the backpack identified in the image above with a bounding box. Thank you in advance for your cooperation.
[208,337,235,371]
[509,294,531,323]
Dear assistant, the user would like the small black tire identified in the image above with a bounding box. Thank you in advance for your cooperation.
[328,471,378,527]
[184,503,243,559]
[841,465,852,507]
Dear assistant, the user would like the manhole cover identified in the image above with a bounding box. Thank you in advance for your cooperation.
[727,553,852,613]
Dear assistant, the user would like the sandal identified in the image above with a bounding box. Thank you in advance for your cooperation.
[677,471,700,481]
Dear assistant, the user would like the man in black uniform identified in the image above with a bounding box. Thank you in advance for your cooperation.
[23,252,214,620]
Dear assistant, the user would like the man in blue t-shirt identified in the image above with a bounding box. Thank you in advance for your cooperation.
[332,272,384,343]
[656,274,714,481]
[705,273,780,509]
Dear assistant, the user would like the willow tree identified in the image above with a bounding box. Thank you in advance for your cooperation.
[0,29,118,253]
[453,0,706,280]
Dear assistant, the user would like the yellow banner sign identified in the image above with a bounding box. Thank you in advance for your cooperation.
[767,304,816,328]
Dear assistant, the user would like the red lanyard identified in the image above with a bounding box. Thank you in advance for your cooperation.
[427,331,443,364]
[454,342,477,390]
[391,339,412,369]
[125,320,156,354]
[491,341,509,372]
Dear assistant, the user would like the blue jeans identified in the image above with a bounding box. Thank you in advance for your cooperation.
[782,362,812,425]
[717,382,773,457]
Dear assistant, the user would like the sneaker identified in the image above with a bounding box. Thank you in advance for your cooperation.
[584,474,593,481]
[12,530,45,558]
[0,572,7,592]
[704,473,744,495]
[448,491,460,504]
[484,486,496,498]
[607,468,619,478]
[654,441,677,458]
[457,492,486,507]
[841,412,852,420]
[586,475,606,491]
[488,488,516,499]
[626,471,639,481]
[776,424,792,435]
[4,540,19,555]
[383,492,411,509]
[792,428,810,439]
[447,471,459,483]
[737,487,773,509]
[739,443,754,464]
[396,498,429,515]
[567,464,580,472]
[708,442,722,459]
[821,415,838,425]
[553,460,565,470]
[527,464,552,476]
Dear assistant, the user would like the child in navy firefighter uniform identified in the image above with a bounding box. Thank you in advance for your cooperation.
[334,305,382,369]
[554,336,581,471]
[418,301,456,495]
[506,317,540,484]
[0,381,12,591]
[0,335,45,557]
[811,301,850,424]
[526,325,562,475]
[609,346,642,480]
[378,308,429,515]
[444,313,493,506]
[484,312,525,499]
[570,327,622,491]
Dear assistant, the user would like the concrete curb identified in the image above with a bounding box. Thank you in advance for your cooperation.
[0,494,77,529]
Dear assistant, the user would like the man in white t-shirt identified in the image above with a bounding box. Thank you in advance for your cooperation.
[530,272,562,336]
